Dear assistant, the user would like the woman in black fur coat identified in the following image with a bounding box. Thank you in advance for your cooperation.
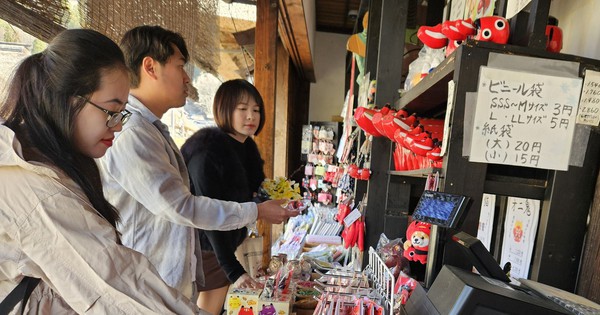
[180,79,266,315]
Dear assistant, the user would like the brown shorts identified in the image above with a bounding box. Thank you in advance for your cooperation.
[197,250,230,291]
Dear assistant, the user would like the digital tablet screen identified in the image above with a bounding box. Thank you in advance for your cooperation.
[412,191,469,228]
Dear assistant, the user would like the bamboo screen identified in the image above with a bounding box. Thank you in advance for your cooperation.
[0,0,68,43]
[79,0,221,73]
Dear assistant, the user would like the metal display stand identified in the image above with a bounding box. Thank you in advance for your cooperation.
[312,247,395,314]
[366,246,395,315]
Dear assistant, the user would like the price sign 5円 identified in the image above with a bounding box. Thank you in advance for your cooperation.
[469,67,583,171]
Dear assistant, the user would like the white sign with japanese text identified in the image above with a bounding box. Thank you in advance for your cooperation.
[477,193,496,251]
[469,67,583,171]
[500,197,540,280]
[576,69,600,126]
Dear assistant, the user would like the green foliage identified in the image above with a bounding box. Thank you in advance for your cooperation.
[0,20,19,42]
[31,39,48,54]
[67,0,82,29]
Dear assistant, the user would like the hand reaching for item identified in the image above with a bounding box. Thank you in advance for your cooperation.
[233,273,263,289]
[257,199,300,224]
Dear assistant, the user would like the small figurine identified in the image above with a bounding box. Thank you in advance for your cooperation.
[380,109,409,141]
[474,16,510,44]
[228,296,242,310]
[403,221,431,264]
[445,39,464,57]
[258,303,276,315]
[354,106,390,137]
[417,23,448,49]
[418,19,476,54]
[238,306,254,315]
[545,16,563,53]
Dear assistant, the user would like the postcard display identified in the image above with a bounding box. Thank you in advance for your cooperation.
[224,247,396,315]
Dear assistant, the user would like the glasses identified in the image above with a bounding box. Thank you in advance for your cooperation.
[78,96,132,128]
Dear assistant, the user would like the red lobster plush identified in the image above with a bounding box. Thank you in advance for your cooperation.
[403,221,431,264]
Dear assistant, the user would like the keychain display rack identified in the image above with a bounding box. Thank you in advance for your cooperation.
[312,247,395,314]
[366,246,395,315]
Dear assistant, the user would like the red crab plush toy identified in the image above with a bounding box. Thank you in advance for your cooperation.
[403,221,431,264]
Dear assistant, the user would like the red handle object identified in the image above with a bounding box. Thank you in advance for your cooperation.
[358,220,365,251]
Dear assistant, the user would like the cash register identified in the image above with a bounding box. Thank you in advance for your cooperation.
[403,191,600,315]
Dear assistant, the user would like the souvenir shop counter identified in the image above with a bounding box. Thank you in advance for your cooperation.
[225,279,322,315]
[401,265,600,315]
[225,283,296,315]
[224,264,382,315]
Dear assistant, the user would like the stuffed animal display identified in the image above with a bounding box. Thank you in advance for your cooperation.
[417,16,509,57]
[403,221,432,264]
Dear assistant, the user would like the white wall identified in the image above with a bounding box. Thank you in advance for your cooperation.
[549,0,600,60]
[309,31,348,122]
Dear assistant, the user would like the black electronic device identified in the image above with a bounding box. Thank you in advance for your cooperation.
[424,265,570,315]
[411,190,470,228]
[406,264,600,315]
[451,231,511,283]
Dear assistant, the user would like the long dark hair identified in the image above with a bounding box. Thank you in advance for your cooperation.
[213,79,266,136]
[0,29,124,234]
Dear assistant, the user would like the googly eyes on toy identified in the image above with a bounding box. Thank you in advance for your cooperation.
[474,16,510,45]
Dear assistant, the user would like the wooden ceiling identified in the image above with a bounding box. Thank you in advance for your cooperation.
[218,16,256,80]
[315,0,363,34]
[227,0,364,34]
[220,0,363,81]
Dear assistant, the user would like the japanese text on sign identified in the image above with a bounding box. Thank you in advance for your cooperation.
[576,69,600,126]
[469,67,583,171]
[500,197,540,280]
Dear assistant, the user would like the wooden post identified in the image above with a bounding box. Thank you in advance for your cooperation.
[577,148,600,303]
[254,0,278,269]
[274,41,290,178]
[508,0,550,49]
[363,0,409,267]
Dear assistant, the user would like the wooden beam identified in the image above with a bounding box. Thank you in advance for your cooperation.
[274,41,290,178]
[278,0,315,82]
[255,0,278,268]
[233,27,256,46]
[508,0,551,49]
[217,46,246,80]
[271,40,291,246]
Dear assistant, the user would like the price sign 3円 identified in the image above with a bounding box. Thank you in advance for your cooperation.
[469,66,583,171]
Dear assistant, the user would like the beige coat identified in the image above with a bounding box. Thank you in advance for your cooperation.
[0,125,203,314]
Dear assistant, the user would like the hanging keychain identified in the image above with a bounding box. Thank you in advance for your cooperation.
[340,128,360,164]
[351,135,372,180]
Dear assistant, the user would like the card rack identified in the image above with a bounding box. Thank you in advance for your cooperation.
[366,246,395,315]
[311,247,395,314]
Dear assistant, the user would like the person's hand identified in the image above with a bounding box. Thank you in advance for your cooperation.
[233,273,263,289]
[257,199,300,224]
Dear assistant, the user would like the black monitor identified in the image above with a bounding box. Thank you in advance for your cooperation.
[412,191,470,228]
[451,231,510,283]
[425,265,570,315]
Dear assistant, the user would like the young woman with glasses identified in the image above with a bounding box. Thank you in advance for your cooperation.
[0,29,200,314]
